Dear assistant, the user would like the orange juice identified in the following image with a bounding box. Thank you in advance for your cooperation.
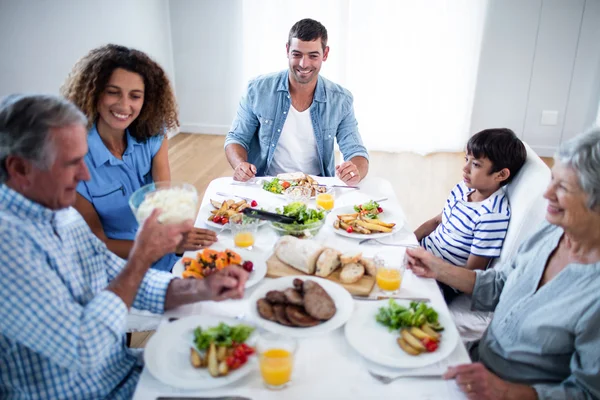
[259,349,293,387]
[316,193,334,211]
[376,268,402,291]
[234,232,255,248]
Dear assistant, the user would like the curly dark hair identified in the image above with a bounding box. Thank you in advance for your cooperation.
[61,44,178,141]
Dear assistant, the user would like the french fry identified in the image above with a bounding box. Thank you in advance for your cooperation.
[352,224,371,234]
[401,329,426,351]
[397,338,422,356]
[363,218,396,228]
[355,220,393,233]
[337,213,359,219]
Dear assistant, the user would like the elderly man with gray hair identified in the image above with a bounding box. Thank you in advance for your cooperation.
[407,127,600,399]
[0,94,248,399]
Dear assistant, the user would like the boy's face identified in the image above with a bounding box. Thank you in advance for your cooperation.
[462,153,508,192]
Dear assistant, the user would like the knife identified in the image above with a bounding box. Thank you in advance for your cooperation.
[318,184,360,189]
[352,296,430,302]
[242,207,296,224]
[156,397,251,400]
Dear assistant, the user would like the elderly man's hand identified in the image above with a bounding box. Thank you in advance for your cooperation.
[444,363,510,400]
[233,162,257,182]
[133,209,193,265]
[176,228,218,253]
[336,161,360,185]
[405,247,446,279]
[202,266,248,301]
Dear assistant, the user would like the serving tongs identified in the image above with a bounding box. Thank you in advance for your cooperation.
[242,207,296,224]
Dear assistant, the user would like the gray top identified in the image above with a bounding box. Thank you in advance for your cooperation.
[470,221,600,400]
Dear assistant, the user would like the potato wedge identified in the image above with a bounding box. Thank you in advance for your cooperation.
[410,326,437,342]
[421,324,441,341]
[397,337,422,356]
[355,220,394,233]
[339,220,352,231]
[337,213,359,219]
[305,174,316,184]
[207,343,219,377]
[236,203,249,212]
[217,201,228,214]
[232,200,246,209]
[353,225,371,234]
[225,199,235,208]
[190,347,203,368]
[363,218,396,228]
[333,219,340,230]
[217,346,227,362]
[210,199,222,209]
[401,329,426,351]
[218,360,229,376]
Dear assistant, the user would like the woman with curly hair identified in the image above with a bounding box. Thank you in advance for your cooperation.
[62,44,216,272]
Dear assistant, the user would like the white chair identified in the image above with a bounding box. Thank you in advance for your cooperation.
[449,142,551,342]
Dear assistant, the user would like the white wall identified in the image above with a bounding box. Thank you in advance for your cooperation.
[169,0,243,135]
[0,0,175,97]
[470,0,600,156]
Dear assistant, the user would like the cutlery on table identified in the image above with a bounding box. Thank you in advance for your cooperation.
[352,295,430,303]
[215,192,254,202]
[242,207,296,224]
[368,370,443,384]
[358,238,419,248]
[318,184,360,189]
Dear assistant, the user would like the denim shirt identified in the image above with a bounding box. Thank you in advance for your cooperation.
[224,70,369,177]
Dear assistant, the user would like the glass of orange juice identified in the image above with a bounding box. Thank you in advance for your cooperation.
[229,214,259,250]
[257,333,298,390]
[374,254,405,295]
[316,192,335,211]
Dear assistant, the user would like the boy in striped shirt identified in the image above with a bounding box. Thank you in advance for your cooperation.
[414,128,527,303]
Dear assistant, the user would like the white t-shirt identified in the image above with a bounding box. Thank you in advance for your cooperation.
[266,105,321,176]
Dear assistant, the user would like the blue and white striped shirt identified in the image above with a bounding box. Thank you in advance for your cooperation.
[422,181,510,266]
[0,184,174,399]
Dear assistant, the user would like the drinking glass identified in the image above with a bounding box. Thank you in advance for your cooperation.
[374,254,405,295]
[229,214,259,250]
[257,333,298,390]
[316,192,335,211]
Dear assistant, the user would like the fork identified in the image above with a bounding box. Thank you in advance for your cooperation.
[368,370,443,384]
[358,238,419,248]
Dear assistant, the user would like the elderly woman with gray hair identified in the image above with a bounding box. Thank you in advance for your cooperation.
[406,127,600,400]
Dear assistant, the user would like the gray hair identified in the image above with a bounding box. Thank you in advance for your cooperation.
[555,126,600,210]
[0,94,87,183]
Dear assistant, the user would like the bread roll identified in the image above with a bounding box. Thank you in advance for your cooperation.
[315,248,341,277]
[340,252,362,265]
[340,263,365,283]
[276,172,305,182]
[274,236,325,274]
[359,257,377,276]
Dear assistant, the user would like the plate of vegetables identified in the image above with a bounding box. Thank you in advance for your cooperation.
[344,300,458,368]
[145,316,257,389]
[268,202,327,239]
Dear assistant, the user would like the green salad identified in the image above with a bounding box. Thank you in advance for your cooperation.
[375,299,443,331]
[193,323,255,350]
[354,200,383,219]
[272,202,325,237]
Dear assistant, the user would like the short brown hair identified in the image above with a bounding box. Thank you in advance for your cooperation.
[288,18,328,52]
[61,44,178,141]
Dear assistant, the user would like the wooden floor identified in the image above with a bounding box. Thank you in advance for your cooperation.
[130,133,553,348]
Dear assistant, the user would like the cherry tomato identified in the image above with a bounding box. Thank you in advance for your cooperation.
[213,215,221,223]
[237,353,248,364]
[251,200,258,207]
[282,181,291,189]
[242,261,254,272]
[233,346,246,359]
[346,226,354,234]
[225,355,236,368]
[221,217,229,224]
[422,337,438,352]
[377,207,383,213]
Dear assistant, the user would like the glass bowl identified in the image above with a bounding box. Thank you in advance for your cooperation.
[129,181,198,225]
[268,218,326,239]
[283,186,312,203]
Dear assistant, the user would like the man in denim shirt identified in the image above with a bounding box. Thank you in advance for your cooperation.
[225,18,369,185]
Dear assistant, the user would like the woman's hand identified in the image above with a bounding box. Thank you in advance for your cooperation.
[405,247,446,279]
[444,363,510,400]
[176,228,218,252]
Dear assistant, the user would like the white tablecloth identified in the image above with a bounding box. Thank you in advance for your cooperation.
[133,176,469,399]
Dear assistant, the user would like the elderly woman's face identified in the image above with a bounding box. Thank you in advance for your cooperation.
[544,161,593,230]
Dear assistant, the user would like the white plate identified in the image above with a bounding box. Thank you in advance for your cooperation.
[172,243,267,289]
[200,199,270,230]
[144,315,257,390]
[326,205,404,239]
[259,176,333,200]
[344,300,458,368]
[247,276,353,338]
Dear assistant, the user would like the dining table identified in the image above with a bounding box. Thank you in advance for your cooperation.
[132,176,470,400]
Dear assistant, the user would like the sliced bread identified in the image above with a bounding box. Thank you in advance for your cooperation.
[339,263,365,283]
[315,248,341,277]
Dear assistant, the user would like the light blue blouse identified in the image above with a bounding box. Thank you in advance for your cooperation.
[470,220,600,400]
[76,125,179,272]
